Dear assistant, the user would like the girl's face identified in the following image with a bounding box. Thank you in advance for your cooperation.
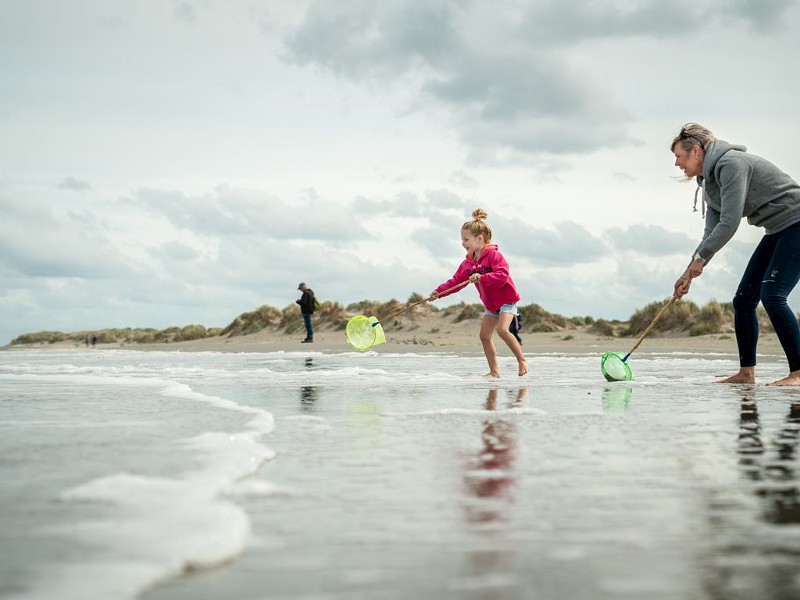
[673,143,704,178]
[461,229,485,255]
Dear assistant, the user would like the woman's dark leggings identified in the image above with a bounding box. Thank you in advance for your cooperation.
[733,221,800,371]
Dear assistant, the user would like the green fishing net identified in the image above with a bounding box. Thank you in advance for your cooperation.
[345,315,386,351]
[600,351,634,382]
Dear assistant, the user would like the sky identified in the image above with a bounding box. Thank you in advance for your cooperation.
[2,0,800,345]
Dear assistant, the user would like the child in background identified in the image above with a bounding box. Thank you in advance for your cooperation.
[431,208,528,377]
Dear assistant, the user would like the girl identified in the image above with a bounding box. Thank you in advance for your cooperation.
[431,208,528,377]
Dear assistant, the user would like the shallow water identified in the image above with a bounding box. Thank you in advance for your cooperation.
[1,347,799,600]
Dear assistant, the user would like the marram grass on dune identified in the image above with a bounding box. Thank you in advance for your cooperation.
[8,294,781,348]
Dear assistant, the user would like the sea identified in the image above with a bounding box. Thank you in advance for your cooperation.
[1,346,799,600]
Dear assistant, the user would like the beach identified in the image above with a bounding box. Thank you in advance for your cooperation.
[11,309,786,360]
[2,327,799,600]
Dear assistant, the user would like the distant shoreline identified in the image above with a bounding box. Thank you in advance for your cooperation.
[5,321,786,360]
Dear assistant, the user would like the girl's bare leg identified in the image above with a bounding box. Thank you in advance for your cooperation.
[716,366,755,384]
[496,312,528,376]
[479,315,500,377]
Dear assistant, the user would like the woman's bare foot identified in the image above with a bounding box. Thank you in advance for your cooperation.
[715,367,755,384]
[716,374,756,384]
[767,373,800,386]
[483,371,500,378]
[518,360,528,377]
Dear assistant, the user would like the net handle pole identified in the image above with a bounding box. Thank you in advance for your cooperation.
[622,296,676,361]
[377,280,470,323]
[623,278,691,361]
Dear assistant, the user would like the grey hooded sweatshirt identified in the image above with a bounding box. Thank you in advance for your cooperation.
[694,139,800,262]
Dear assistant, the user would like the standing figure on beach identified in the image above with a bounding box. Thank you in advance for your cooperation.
[296,282,316,343]
[671,123,800,386]
[431,208,528,377]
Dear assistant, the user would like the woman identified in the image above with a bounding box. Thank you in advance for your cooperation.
[671,123,800,385]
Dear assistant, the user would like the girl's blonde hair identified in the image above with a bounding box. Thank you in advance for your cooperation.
[462,208,492,243]
[670,122,715,153]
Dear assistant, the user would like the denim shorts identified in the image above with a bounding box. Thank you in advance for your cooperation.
[484,303,518,317]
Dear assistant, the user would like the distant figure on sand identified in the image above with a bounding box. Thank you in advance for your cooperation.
[671,123,800,386]
[431,208,528,377]
[296,282,316,343]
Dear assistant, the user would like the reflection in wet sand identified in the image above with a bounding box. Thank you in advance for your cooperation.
[737,393,800,524]
[299,358,318,412]
[300,386,318,412]
[462,388,524,524]
[455,388,527,599]
[602,386,633,413]
[706,388,800,599]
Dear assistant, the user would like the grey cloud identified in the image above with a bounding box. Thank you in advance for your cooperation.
[150,240,202,262]
[284,0,461,78]
[423,50,633,157]
[354,189,466,218]
[728,0,797,31]
[0,194,135,279]
[412,221,464,266]
[282,0,632,163]
[425,188,465,210]
[496,218,607,266]
[519,2,699,42]
[605,224,695,256]
[352,194,398,216]
[58,176,93,192]
[449,170,479,188]
[424,52,604,120]
[131,186,371,242]
[393,191,431,217]
[518,0,795,43]
[174,1,198,24]
[281,1,794,166]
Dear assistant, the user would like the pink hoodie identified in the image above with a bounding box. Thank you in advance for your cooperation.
[435,244,521,312]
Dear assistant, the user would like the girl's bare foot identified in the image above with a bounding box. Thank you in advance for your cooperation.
[518,360,528,377]
[483,371,500,378]
[767,374,800,386]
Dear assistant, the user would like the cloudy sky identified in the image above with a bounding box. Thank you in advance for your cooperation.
[3,0,800,345]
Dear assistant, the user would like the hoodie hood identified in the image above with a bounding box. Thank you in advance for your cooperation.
[702,140,748,181]
[693,140,748,216]
[691,137,800,262]
[466,243,498,261]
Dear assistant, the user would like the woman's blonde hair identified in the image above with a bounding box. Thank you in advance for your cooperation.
[462,208,492,243]
[670,122,715,153]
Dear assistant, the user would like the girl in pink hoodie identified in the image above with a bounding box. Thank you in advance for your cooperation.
[431,209,528,377]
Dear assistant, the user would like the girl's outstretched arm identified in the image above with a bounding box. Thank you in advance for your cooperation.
[432,262,470,298]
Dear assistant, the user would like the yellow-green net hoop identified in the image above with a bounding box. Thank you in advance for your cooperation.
[345,315,386,351]
[600,351,634,382]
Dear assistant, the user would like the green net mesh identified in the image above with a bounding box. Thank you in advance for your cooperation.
[345,315,386,351]
[600,351,634,382]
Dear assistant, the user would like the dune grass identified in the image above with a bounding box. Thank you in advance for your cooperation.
[9,294,796,346]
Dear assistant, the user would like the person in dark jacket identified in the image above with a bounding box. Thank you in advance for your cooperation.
[671,123,800,385]
[296,282,316,343]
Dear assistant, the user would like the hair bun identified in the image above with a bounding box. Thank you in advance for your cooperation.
[471,208,488,221]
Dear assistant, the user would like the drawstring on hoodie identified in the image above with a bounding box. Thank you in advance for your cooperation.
[692,177,705,217]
